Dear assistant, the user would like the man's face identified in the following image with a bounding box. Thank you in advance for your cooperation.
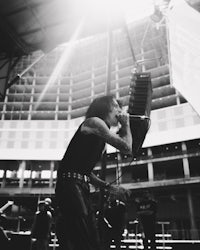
[106,99,122,127]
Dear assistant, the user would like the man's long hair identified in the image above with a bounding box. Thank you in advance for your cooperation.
[85,95,115,120]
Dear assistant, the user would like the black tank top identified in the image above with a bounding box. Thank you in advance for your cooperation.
[58,122,105,175]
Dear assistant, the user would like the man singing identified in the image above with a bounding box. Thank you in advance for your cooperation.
[55,95,132,250]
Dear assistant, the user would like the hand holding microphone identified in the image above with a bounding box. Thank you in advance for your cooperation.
[117,112,130,137]
[117,111,130,127]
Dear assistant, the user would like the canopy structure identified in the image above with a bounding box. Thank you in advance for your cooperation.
[0,0,157,98]
[0,0,200,58]
[0,0,134,58]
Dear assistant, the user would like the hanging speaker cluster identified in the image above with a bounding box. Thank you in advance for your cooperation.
[128,72,152,157]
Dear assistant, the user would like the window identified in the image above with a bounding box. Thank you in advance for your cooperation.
[188,156,200,177]
[131,163,148,182]
[154,159,184,180]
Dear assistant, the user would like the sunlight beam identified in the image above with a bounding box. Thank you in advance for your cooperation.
[34,17,85,110]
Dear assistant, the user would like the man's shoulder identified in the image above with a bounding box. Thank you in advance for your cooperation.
[83,117,104,127]
[82,117,108,135]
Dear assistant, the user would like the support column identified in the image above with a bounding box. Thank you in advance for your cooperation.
[28,169,33,188]
[115,58,119,99]
[19,160,26,188]
[105,27,112,94]
[187,188,198,239]
[28,72,36,120]
[2,94,8,120]
[181,142,190,178]
[67,73,73,120]
[1,170,7,188]
[55,77,60,120]
[147,148,154,182]
[49,161,54,188]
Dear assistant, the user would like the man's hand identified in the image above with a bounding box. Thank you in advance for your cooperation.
[117,112,129,127]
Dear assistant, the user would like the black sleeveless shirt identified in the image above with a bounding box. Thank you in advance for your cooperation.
[58,122,105,175]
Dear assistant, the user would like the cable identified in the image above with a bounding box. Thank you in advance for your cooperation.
[109,156,135,186]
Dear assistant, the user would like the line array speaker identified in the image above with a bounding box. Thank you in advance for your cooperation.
[128,72,152,156]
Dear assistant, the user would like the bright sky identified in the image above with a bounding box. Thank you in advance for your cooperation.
[121,0,156,22]
[79,0,156,23]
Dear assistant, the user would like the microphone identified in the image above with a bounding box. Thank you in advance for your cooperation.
[8,74,21,88]
[129,114,150,120]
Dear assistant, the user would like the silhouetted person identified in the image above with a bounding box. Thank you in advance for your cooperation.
[44,198,54,216]
[103,199,126,250]
[135,191,157,250]
[31,200,52,250]
[97,190,130,250]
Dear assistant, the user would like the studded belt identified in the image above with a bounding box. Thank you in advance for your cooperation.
[61,172,90,183]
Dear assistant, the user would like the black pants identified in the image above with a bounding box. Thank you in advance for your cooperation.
[140,216,156,250]
[55,178,101,250]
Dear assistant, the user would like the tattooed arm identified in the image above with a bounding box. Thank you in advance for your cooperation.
[81,115,132,155]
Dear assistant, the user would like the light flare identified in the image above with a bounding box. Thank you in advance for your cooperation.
[34,17,85,110]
